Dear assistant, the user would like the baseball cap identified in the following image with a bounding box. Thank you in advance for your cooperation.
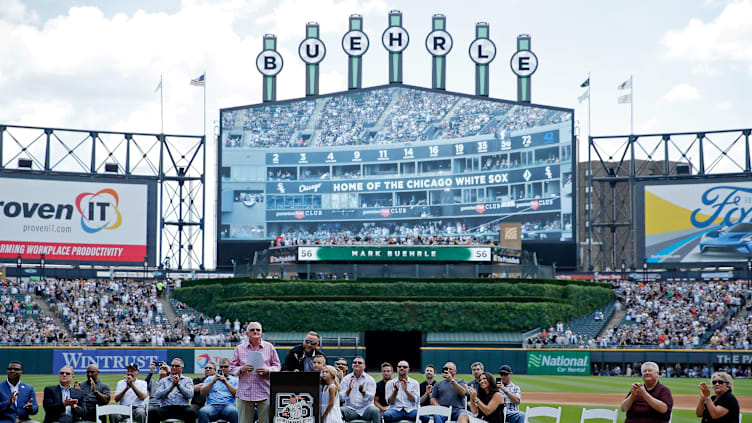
[499,365,512,375]
[126,363,139,371]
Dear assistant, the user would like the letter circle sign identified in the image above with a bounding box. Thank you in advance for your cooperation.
[510,50,538,77]
[425,30,452,56]
[256,50,284,76]
[298,38,326,64]
[342,30,369,56]
[382,27,409,53]
[468,39,496,65]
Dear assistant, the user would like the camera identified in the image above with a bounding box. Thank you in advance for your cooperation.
[442,367,449,373]
[496,377,502,386]
[218,369,224,376]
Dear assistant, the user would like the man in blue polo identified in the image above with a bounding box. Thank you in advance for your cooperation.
[198,359,238,423]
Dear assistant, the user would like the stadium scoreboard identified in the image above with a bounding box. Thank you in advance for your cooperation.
[218,85,574,265]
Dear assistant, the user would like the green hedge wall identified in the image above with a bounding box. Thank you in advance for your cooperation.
[179,300,580,332]
[180,277,606,289]
[172,279,614,332]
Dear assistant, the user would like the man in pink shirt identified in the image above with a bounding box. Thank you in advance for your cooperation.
[230,322,280,423]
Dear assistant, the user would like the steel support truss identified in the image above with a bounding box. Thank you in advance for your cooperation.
[586,128,752,272]
[0,124,205,270]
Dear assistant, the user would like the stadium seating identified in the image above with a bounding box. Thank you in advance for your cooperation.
[222,87,573,149]
[1,276,748,350]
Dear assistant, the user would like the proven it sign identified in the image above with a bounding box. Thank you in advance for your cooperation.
[526,351,590,375]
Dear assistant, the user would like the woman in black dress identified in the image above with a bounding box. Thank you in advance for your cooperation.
[695,371,739,423]
[467,372,505,423]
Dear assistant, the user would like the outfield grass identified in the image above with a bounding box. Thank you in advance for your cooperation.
[16,373,751,423]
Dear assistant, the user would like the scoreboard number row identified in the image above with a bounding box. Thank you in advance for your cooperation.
[268,135,555,165]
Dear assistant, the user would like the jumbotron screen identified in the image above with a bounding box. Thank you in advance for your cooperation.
[218,85,573,261]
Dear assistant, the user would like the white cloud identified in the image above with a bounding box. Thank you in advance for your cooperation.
[663,0,752,64]
[716,100,733,110]
[0,1,268,134]
[638,119,661,132]
[691,63,721,76]
[0,0,39,24]
[660,83,701,103]
[256,0,389,40]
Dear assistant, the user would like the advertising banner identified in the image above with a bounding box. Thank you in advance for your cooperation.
[267,166,559,195]
[194,349,234,374]
[267,198,560,222]
[53,349,168,374]
[298,246,491,262]
[0,178,149,263]
[644,181,752,263]
[713,352,752,365]
[499,222,522,250]
[526,350,590,375]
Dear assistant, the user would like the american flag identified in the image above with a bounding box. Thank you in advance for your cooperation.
[190,73,205,86]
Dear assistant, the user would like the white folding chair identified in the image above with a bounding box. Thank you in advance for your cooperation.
[97,404,134,423]
[523,406,561,423]
[579,408,617,423]
[416,405,453,423]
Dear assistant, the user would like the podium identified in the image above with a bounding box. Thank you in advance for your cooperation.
[270,371,321,423]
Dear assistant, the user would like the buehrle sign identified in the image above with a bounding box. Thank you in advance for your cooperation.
[255,11,538,101]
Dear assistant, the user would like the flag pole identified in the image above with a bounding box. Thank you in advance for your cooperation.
[588,72,591,142]
[160,74,164,134]
[630,74,634,136]
[203,71,207,137]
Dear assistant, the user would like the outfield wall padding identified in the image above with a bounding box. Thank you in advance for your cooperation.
[3,348,749,375]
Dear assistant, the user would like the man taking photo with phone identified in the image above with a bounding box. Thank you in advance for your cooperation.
[428,362,470,423]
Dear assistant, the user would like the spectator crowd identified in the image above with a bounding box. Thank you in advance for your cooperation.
[0,277,750,350]
[527,280,751,350]
[222,87,571,149]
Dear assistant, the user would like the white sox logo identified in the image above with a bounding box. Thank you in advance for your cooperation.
[274,393,314,423]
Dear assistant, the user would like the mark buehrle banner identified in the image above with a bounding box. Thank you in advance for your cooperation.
[526,350,590,375]
[54,349,168,374]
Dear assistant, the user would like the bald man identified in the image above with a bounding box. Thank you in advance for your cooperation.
[80,365,111,423]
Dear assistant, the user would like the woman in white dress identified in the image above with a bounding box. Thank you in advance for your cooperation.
[321,365,343,423]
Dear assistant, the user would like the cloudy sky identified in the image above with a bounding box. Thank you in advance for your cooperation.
[2,0,750,266]
[2,0,750,138]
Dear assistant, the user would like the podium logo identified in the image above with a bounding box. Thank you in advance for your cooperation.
[274,393,314,423]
